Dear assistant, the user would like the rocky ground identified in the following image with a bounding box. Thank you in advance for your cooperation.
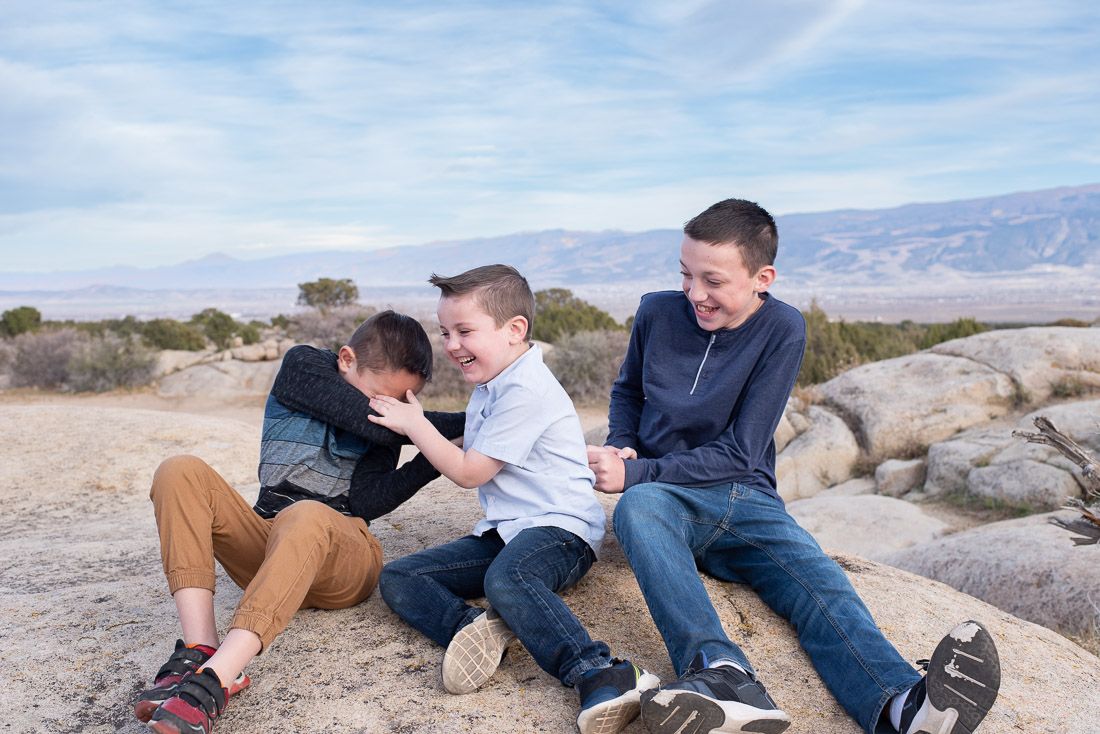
[3,324,1100,733]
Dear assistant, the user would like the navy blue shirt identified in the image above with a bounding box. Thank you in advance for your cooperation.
[607,290,806,499]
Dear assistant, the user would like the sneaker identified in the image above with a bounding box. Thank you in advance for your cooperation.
[134,640,250,722]
[147,667,227,734]
[639,653,790,734]
[577,658,661,734]
[441,607,516,694]
[898,620,1000,734]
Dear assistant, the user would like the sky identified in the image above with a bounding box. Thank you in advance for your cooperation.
[2,0,1098,272]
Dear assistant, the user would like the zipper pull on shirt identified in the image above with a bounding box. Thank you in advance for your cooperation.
[689,333,717,395]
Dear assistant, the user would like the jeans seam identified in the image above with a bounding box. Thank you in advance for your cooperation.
[724,525,890,693]
[504,532,590,668]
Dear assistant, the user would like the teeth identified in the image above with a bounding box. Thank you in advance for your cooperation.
[459,357,475,365]
[696,305,717,313]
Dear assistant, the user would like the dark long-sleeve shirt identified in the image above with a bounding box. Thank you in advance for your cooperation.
[607,291,805,499]
[259,345,464,521]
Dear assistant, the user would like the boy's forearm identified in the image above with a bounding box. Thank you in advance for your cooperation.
[348,451,441,522]
[406,418,495,489]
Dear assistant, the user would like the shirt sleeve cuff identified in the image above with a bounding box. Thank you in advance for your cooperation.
[623,458,652,490]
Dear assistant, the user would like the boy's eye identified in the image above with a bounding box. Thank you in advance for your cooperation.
[706,279,722,286]
[680,271,691,278]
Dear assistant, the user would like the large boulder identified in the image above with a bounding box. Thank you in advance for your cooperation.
[776,406,860,500]
[157,359,281,399]
[923,399,1100,508]
[819,352,1017,460]
[887,512,1100,638]
[875,458,927,498]
[932,326,1100,404]
[787,494,950,561]
[4,405,1099,732]
[924,429,1014,496]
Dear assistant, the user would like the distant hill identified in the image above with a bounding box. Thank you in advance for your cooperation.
[1,183,1097,323]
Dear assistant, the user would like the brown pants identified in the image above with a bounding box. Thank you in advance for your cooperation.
[150,454,383,650]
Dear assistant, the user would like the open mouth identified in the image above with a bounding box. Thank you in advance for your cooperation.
[457,356,476,366]
[695,304,718,315]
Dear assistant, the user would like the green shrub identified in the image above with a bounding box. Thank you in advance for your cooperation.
[270,314,292,330]
[67,333,156,392]
[189,308,238,349]
[238,321,261,346]
[289,305,377,351]
[532,289,622,343]
[298,278,359,310]
[1049,318,1092,328]
[545,329,630,404]
[0,306,42,337]
[140,318,206,351]
[918,317,987,349]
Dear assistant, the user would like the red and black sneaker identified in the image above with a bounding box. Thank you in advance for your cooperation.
[134,640,250,722]
[148,667,228,734]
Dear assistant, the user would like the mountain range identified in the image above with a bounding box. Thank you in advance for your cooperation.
[2,183,1097,322]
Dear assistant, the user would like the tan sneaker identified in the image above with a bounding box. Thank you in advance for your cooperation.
[441,607,517,694]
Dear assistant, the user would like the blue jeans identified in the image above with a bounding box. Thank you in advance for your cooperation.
[613,482,921,734]
[379,526,611,686]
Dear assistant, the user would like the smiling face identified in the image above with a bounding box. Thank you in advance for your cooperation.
[680,235,776,331]
[437,292,529,384]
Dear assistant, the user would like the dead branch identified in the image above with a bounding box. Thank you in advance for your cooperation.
[1014,415,1100,546]
[1013,416,1100,496]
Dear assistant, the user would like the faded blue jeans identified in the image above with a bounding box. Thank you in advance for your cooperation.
[613,481,921,734]
[379,526,611,686]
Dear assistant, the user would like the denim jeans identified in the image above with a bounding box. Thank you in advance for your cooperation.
[379,526,611,686]
[613,481,922,734]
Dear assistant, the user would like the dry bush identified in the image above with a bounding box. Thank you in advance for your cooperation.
[546,329,630,405]
[67,332,157,392]
[8,329,85,388]
[289,306,377,351]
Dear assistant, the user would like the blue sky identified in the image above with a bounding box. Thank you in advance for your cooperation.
[2,0,1098,271]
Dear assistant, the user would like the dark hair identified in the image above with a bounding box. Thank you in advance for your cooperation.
[346,310,433,381]
[684,198,778,274]
[428,264,534,341]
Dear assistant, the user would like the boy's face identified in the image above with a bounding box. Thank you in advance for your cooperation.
[338,349,425,401]
[437,293,527,385]
[679,235,776,331]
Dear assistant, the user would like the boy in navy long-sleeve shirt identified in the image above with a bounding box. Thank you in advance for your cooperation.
[587,199,1001,734]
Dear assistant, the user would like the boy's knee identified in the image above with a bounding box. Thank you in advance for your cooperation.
[482,563,520,611]
[613,484,659,531]
[150,454,208,501]
[379,562,415,609]
[271,499,332,530]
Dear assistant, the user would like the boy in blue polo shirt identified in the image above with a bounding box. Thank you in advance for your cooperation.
[587,198,1001,734]
[367,264,658,734]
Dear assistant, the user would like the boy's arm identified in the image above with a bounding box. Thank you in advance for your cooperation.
[347,444,442,522]
[270,345,465,446]
[369,392,504,489]
[605,306,647,450]
[620,338,805,490]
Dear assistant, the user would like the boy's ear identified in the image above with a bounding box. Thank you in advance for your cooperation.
[507,315,530,343]
[336,345,356,373]
[753,265,777,293]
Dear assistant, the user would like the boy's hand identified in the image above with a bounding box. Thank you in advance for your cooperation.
[368,390,426,436]
[586,445,631,494]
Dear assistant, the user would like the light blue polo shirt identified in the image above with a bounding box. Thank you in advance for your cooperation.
[466,344,605,556]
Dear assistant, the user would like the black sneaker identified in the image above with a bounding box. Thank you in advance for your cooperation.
[640,652,790,734]
[577,658,661,734]
[898,620,1000,734]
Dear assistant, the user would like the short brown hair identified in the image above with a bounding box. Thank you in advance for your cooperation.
[346,310,433,380]
[684,198,778,274]
[429,264,534,340]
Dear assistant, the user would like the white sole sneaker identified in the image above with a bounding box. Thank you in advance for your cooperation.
[903,620,1000,734]
[441,608,516,694]
[640,688,791,734]
[577,667,661,734]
